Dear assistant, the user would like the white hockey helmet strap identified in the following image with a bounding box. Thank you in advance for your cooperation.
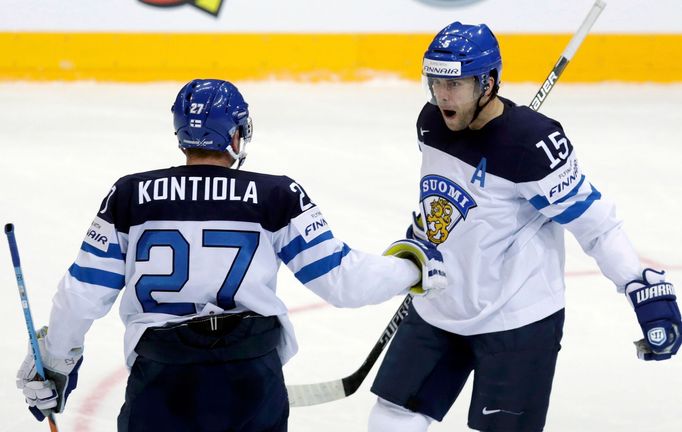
[226,116,252,169]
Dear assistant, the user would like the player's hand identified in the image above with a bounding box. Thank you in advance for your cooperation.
[626,269,681,361]
[406,211,428,242]
[16,326,83,421]
[383,238,447,296]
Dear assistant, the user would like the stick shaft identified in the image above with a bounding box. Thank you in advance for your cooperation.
[287,295,412,407]
[5,224,46,378]
[5,223,59,431]
[563,0,607,62]
[341,294,412,395]
[529,0,607,111]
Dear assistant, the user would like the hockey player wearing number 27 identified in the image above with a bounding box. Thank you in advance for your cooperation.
[367,22,682,432]
[14,79,447,431]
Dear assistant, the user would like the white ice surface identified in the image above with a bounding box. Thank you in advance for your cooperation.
[0,81,681,431]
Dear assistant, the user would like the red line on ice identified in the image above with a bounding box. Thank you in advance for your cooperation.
[73,367,128,432]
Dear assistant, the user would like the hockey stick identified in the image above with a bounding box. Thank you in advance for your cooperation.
[530,0,607,111]
[287,0,607,408]
[287,294,413,407]
[5,223,59,432]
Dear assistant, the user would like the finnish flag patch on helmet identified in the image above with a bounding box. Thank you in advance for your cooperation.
[423,59,462,77]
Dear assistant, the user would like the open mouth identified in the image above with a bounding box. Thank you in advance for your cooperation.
[442,109,456,118]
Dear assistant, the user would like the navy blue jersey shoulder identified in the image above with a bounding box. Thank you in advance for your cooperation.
[96,165,311,234]
[417,97,574,182]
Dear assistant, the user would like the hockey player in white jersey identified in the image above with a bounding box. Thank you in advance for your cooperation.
[368,22,681,432]
[14,79,447,431]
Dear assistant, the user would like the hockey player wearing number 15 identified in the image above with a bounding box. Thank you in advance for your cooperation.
[368,23,682,432]
[14,79,447,432]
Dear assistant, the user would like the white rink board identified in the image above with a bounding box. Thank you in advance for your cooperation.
[1,0,681,32]
[0,82,681,431]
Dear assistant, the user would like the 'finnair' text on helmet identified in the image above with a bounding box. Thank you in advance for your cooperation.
[422,59,462,78]
[422,22,502,95]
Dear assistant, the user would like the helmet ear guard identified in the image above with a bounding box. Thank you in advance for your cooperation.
[477,69,500,96]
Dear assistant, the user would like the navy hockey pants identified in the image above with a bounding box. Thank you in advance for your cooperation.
[118,313,287,432]
[371,304,564,432]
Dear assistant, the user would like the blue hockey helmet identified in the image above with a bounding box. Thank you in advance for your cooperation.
[422,22,502,98]
[172,79,253,166]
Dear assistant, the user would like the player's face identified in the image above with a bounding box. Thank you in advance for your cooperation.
[430,77,481,131]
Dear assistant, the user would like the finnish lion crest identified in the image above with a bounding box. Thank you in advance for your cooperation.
[426,197,454,244]
[420,175,477,244]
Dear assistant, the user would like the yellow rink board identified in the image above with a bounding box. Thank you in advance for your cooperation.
[1,33,680,82]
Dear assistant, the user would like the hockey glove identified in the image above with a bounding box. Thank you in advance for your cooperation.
[383,238,447,296]
[16,326,83,421]
[405,211,428,242]
[625,269,681,361]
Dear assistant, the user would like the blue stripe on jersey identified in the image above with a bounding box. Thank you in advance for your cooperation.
[529,175,586,210]
[294,244,351,284]
[278,231,334,264]
[528,194,550,210]
[80,241,125,260]
[553,185,602,224]
[68,263,125,290]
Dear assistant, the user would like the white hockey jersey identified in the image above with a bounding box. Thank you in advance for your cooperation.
[413,98,642,335]
[46,164,419,367]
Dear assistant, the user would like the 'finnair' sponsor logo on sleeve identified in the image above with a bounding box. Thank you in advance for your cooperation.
[83,216,115,252]
[422,59,461,77]
[538,154,581,204]
[292,207,330,242]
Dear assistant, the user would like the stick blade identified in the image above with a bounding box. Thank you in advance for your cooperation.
[287,379,347,407]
